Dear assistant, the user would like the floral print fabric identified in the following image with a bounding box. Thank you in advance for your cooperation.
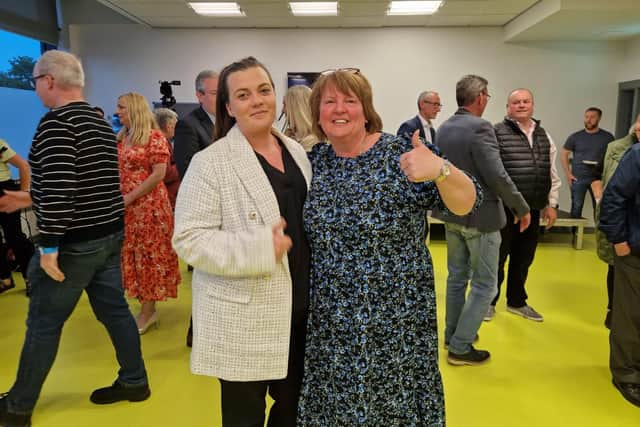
[298,132,456,426]
[118,130,180,301]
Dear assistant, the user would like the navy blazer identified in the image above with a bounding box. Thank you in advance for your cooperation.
[174,105,215,178]
[397,115,436,144]
[600,143,640,254]
[433,108,529,232]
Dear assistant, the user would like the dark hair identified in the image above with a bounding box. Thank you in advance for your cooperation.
[456,75,488,107]
[214,57,275,141]
[309,70,383,140]
[585,107,603,118]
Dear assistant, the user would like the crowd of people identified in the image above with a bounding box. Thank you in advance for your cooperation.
[0,48,638,427]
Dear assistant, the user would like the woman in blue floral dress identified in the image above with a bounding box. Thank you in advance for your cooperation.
[297,69,480,426]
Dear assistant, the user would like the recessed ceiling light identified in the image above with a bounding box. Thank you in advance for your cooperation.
[189,2,245,17]
[387,1,443,16]
[289,2,338,16]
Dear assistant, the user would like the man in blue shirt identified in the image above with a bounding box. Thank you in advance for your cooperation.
[561,107,614,218]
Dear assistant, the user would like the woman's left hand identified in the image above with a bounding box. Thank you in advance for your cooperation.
[123,192,135,207]
[400,130,443,182]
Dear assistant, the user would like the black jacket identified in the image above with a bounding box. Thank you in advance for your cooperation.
[174,106,215,178]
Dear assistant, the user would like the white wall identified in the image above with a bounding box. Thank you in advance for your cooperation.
[618,35,640,82]
[69,24,625,223]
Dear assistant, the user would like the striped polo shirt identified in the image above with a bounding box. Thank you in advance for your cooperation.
[30,101,124,247]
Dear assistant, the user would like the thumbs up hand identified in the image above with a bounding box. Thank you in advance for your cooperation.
[400,130,444,183]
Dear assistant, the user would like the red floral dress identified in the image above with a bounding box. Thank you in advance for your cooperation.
[118,130,180,301]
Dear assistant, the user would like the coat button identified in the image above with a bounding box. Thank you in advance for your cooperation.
[249,211,257,220]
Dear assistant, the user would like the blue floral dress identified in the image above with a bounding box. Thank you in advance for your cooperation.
[298,132,462,426]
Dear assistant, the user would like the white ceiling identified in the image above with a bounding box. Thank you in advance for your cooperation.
[92,0,640,40]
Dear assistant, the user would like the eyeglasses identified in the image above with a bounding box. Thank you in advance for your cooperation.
[29,74,48,89]
[319,68,360,76]
[423,101,443,108]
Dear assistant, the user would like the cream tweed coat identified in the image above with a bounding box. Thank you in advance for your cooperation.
[173,125,311,381]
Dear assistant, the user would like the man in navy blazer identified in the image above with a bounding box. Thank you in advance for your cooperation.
[397,91,441,144]
[174,70,219,178]
[433,75,530,366]
[173,69,218,347]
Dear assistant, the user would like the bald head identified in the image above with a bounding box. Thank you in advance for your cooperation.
[506,88,535,123]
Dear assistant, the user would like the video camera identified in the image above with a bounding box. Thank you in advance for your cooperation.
[159,80,181,108]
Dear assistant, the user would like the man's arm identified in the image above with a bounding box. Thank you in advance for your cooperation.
[470,121,529,218]
[561,147,576,185]
[33,120,78,248]
[173,118,200,179]
[542,133,561,228]
[600,148,640,252]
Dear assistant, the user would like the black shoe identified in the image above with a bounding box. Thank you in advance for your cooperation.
[447,346,490,366]
[604,310,612,329]
[0,393,32,427]
[90,381,150,405]
[443,334,479,350]
[613,379,640,407]
[186,318,193,348]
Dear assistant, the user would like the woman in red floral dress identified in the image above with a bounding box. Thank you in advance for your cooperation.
[116,92,180,334]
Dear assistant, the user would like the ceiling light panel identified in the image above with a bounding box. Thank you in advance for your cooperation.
[289,2,338,17]
[189,2,245,17]
[387,1,443,16]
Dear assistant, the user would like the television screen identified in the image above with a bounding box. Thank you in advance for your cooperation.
[287,72,321,88]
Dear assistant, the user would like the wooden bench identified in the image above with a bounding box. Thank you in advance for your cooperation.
[427,209,589,250]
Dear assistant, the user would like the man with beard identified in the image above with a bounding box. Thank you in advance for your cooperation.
[561,107,614,219]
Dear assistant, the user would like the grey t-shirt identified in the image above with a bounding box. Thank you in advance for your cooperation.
[564,129,614,177]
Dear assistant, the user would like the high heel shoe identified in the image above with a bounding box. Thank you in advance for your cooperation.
[137,312,159,335]
[0,278,15,294]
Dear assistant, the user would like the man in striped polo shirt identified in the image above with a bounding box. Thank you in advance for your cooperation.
[0,50,149,427]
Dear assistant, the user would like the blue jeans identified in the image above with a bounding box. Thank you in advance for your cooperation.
[570,175,596,219]
[445,223,500,354]
[6,231,147,414]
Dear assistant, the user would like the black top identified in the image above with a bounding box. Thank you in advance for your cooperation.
[255,140,310,323]
[30,101,124,247]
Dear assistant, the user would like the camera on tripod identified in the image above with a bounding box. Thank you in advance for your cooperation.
[159,80,181,108]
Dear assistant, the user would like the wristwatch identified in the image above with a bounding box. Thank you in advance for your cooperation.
[433,160,451,184]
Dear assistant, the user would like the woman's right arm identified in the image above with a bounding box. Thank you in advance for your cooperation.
[7,153,31,191]
[172,152,279,278]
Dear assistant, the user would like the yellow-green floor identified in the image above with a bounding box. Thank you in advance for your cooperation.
[1,234,638,426]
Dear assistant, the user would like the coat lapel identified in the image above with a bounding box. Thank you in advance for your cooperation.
[226,125,281,227]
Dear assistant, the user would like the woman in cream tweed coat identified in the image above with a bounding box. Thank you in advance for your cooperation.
[172,57,311,426]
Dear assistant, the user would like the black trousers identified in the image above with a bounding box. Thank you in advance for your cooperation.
[610,253,640,384]
[493,208,540,308]
[219,316,307,427]
[0,180,34,280]
[606,264,615,311]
